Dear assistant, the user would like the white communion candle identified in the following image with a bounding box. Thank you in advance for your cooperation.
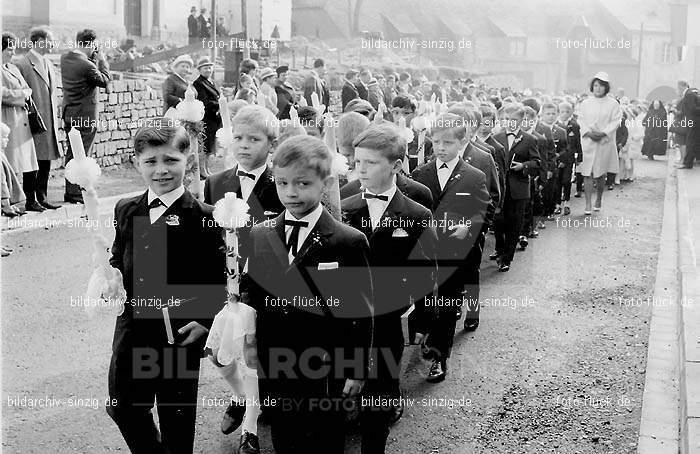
[68,128,87,160]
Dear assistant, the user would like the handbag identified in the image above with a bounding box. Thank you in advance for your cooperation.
[25,96,47,135]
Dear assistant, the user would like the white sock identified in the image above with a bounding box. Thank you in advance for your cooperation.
[240,367,260,435]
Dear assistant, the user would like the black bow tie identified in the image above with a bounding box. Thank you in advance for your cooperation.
[284,219,309,256]
[362,192,389,201]
[148,198,165,209]
[237,170,256,180]
[439,163,449,169]
[507,133,516,137]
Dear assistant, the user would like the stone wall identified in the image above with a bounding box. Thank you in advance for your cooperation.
[56,79,163,168]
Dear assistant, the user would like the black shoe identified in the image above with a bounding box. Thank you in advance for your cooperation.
[221,401,246,435]
[563,206,571,215]
[518,235,528,250]
[238,431,260,454]
[38,200,60,210]
[489,252,499,260]
[498,262,510,272]
[574,191,582,198]
[526,230,538,238]
[455,309,462,320]
[426,359,446,383]
[25,201,46,212]
[389,396,404,425]
[64,195,84,204]
[607,185,614,190]
[554,207,562,215]
[464,320,479,331]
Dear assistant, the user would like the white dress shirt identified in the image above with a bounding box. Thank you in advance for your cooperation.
[284,203,324,263]
[237,163,268,201]
[507,129,521,150]
[364,180,397,229]
[436,155,459,190]
[148,185,185,224]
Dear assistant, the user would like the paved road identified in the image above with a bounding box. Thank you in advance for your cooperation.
[1,157,668,453]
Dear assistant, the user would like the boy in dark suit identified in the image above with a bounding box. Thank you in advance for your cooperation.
[203,105,284,434]
[341,124,438,453]
[106,118,226,454]
[243,135,373,453]
[519,106,547,247]
[477,104,507,210]
[411,113,490,381]
[556,102,581,215]
[539,102,568,217]
[492,104,540,271]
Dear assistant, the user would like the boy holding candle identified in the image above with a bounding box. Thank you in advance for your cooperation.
[106,118,227,454]
[411,113,490,382]
[243,135,373,453]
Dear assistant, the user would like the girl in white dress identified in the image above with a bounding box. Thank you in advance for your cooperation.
[576,71,622,214]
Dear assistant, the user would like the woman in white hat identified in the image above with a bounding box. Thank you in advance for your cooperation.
[576,71,622,214]
[257,67,279,116]
[162,54,193,113]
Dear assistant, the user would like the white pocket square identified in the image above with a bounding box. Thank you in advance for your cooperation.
[392,228,409,238]
[263,210,278,217]
[318,262,339,270]
[456,192,471,196]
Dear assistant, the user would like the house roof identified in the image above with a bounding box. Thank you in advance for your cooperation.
[292,6,347,39]
[381,13,421,35]
[488,17,527,38]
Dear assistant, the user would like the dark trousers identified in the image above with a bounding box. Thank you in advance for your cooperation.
[605,172,616,186]
[107,322,202,454]
[269,396,346,454]
[64,123,97,199]
[22,171,37,204]
[683,135,699,168]
[428,259,466,361]
[495,189,528,265]
[463,230,485,325]
[557,164,573,203]
[521,180,540,236]
[542,172,558,215]
[37,160,51,202]
[360,338,404,454]
[575,172,584,193]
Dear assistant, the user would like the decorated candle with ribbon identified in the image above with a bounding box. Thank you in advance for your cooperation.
[213,192,251,302]
[323,113,347,221]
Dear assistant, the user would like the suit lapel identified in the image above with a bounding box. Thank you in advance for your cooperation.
[507,131,524,165]
[268,212,290,267]
[439,160,466,200]
[291,209,334,268]
[423,161,441,202]
[27,52,50,87]
[371,190,405,239]
[227,166,242,198]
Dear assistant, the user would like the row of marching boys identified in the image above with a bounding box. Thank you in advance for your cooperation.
[105,92,581,454]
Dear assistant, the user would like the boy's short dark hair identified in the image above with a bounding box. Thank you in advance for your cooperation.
[313,58,324,69]
[352,123,406,162]
[134,118,190,155]
[76,29,97,47]
[522,97,540,113]
[296,106,324,135]
[431,113,468,141]
[273,135,331,179]
[392,95,416,112]
[240,58,258,75]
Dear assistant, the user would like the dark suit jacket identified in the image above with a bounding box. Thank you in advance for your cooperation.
[462,143,500,224]
[60,50,111,124]
[411,158,490,260]
[197,15,210,38]
[109,190,226,344]
[341,80,359,111]
[162,73,189,113]
[556,119,580,165]
[494,130,541,200]
[484,134,507,207]
[342,190,438,344]
[244,208,373,397]
[551,123,569,166]
[188,14,199,37]
[193,75,221,124]
[535,122,557,173]
[356,82,369,101]
[303,70,330,112]
[680,87,700,145]
[339,173,433,211]
[275,81,296,120]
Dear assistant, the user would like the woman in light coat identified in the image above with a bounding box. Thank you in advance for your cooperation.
[2,33,41,212]
[577,71,622,214]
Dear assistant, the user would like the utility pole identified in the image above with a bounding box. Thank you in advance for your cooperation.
[212,0,217,65]
[242,0,250,59]
[636,22,644,98]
